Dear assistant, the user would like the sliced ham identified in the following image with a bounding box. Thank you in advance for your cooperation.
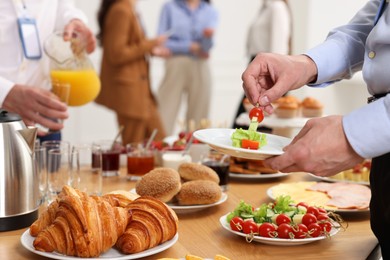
[306,182,371,210]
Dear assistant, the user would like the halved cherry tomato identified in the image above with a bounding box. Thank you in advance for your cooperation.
[249,107,264,123]
[241,139,260,150]
[230,216,244,232]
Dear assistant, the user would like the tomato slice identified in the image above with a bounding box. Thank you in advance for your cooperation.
[249,107,264,123]
[241,139,260,150]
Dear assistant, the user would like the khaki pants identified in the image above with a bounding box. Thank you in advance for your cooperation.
[157,56,211,135]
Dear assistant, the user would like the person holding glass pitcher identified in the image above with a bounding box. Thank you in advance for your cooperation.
[0,0,96,141]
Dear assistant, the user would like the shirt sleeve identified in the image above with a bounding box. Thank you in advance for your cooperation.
[0,77,16,108]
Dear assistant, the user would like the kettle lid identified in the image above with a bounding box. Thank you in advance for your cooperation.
[0,109,22,123]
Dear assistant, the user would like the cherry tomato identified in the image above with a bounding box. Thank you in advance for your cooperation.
[296,202,309,209]
[230,216,244,232]
[306,206,320,217]
[302,213,317,227]
[307,223,322,238]
[317,214,329,222]
[242,220,258,235]
[277,223,293,239]
[258,223,276,238]
[293,224,309,239]
[275,214,291,226]
[318,207,327,214]
[319,221,332,233]
[241,139,260,150]
[249,107,264,123]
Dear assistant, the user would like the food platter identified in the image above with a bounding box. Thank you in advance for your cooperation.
[219,214,340,246]
[193,128,291,160]
[229,172,289,180]
[21,229,178,260]
[309,173,370,186]
[130,189,228,214]
[266,183,370,213]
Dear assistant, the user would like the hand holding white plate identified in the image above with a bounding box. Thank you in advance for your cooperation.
[193,128,291,160]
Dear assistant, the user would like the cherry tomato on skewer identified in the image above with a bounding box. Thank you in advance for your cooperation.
[249,106,264,123]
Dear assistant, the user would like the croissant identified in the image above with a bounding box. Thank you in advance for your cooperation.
[30,185,84,237]
[102,189,140,207]
[116,196,178,254]
[33,185,130,258]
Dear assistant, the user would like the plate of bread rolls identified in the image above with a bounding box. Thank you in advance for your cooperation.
[21,186,179,259]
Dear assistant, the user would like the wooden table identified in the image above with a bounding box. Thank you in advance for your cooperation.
[0,170,378,260]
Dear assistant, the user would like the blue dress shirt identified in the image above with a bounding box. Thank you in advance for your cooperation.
[157,0,218,56]
[305,0,390,159]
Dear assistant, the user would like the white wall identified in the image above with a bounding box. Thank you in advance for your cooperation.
[65,0,370,144]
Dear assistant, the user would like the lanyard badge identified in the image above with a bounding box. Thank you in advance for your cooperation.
[15,0,42,60]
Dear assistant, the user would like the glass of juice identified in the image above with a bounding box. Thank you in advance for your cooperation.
[201,150,230,191]
[92,140,121,177]
[126,143,154,181]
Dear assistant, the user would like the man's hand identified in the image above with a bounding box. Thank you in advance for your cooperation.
[241,53,318,115]
[264,115,364,176]
[63,19,96,54]
[2,85,68,133]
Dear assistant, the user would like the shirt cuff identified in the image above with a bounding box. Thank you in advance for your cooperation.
[0,77,15,107]
[343,97,390,158]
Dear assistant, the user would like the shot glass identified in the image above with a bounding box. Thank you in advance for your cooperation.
[93,140,121,177]
[47,147,71,203]
[201,150,230,191]
[71,144,102,196]
[126,142,155,181]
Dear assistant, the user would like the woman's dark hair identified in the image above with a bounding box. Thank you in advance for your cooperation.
[97,0,117,46]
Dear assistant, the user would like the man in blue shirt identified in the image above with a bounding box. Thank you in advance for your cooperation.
[242,0,390,257]
[156,0,218,134]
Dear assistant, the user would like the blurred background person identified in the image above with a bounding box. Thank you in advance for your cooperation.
[0,0,95,142]
[232,0,292,129]
[156,0,219,135]
[96,0,169,145]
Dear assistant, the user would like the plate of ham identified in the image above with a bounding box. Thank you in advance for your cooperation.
[267,181,370,213]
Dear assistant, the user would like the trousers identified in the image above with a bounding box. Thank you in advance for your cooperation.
[370,152,390,259]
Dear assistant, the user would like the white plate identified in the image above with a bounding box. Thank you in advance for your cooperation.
[21,229,178,260]
[193,128,291,160]
[229,172,289,180]
[219,214,340,246]
[266,186,370,213]
[130,189,228,214]
[309,173,370,186]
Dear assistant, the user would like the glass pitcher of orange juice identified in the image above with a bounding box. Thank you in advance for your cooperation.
[44,31,101,106]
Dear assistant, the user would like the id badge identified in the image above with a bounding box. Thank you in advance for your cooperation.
[17,17,42,59]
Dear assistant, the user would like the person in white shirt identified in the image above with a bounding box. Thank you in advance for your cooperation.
[0,0,95,137]
[232,0,291,129]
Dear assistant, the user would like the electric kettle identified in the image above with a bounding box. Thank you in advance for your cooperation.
[0,110,39,231]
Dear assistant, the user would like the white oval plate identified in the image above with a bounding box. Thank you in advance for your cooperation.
[266,185,370,213]
[219,214,340,246]
[21,229,178,260]
[130,189,228,214]
[229,172,289,179]
[193,128,291,160]
[309,173,370,186]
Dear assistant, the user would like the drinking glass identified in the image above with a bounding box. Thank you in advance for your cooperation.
[71,144,102,196]
[162,151,192,171]
[92,140,121,177]
[201,150,230,191]
[33,145,47,204]
[126,142,155,181]
[47,147,71,203]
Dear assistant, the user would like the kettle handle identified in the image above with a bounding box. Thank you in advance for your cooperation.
[17,127,38,153]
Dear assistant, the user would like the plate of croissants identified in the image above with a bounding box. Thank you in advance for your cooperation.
[21,185,179,259]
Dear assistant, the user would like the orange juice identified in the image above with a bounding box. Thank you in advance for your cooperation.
[50,70,101,106]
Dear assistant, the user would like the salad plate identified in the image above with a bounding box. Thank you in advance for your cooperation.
[21,229,178,260]
[130,189,228,214]
[219,214,339,246]
[193,128,291,160]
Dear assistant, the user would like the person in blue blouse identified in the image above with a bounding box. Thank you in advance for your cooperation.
[242,0,390,257]
[156,0,218,135]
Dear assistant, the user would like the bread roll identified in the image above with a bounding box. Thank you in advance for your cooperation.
[178,162,220,184]
[301,97,323,117]
[135,168,181,202]
[274,95,300,118]
[176,180,222,205]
